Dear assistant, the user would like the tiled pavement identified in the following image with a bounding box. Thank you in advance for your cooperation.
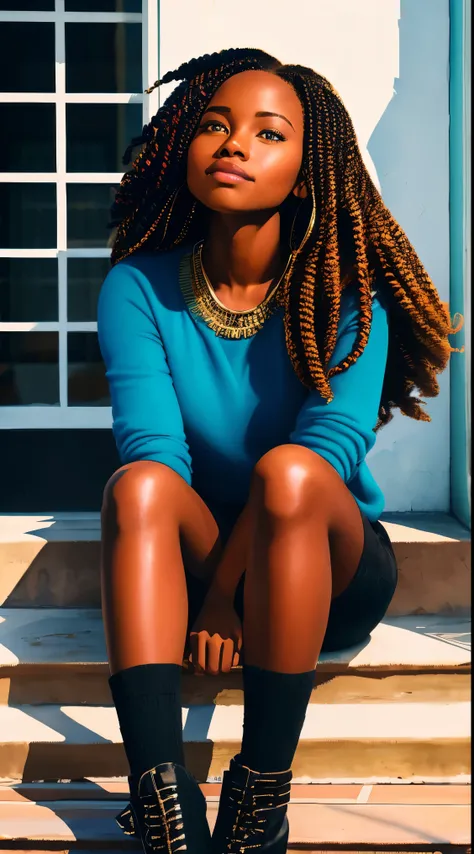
[202,782,472,804]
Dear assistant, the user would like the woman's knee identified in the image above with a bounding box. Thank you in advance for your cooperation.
[251,444,332,522]
[102,460,184,528]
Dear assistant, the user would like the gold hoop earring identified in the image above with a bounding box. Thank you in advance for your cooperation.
[281,180,316,294]
[289,199,305,252]
[289,188,316,254]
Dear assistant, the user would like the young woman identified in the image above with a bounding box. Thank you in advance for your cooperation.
[98,47,461,853]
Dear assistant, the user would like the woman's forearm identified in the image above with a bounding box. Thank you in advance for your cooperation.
[207,503,253,600]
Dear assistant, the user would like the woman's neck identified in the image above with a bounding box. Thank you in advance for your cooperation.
[201,211,285,308]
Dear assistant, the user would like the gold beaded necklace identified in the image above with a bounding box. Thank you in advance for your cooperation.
[179,240,293,340]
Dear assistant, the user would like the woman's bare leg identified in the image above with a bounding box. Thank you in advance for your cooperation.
[101,461,219,840]
[244,444,364,673]
[238,443,364,775]
[101,460,222,674]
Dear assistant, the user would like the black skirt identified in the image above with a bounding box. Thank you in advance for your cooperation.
[185,509,398,655]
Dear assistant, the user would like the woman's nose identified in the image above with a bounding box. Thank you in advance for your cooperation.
[217,136,248,159]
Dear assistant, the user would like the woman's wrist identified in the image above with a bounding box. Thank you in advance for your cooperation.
[204,502,252,603]
[206,577,237,603]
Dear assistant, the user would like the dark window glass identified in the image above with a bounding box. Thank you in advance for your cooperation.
[0,259,58,322]
[68,332,110,406]
[0,23,55,92]
[66,103,142,172]
[1,104,55,172]
[65,0,141,9]
[65,23,142,93]
[0,332,59,406]
[67,184,113,248]
[0,2,54,7]
[68,257,110,321]
[0,184,56,249]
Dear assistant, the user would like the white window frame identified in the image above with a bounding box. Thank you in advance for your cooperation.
[0,0,159,428]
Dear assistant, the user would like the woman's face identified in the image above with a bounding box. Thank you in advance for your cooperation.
[187,70,305,215]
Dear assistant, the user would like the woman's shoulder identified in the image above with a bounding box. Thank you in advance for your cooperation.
[107,242,189,284]
[100,242,191,308]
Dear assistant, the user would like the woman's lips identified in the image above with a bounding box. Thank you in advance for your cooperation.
[208,170,250,183]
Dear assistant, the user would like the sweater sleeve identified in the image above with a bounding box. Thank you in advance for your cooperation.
[97,261,193,485]
[289,292,388,483]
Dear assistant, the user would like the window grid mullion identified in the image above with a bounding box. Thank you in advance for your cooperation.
[0,174,125,183]
[0,11,142,23]
[58,253,68,408]
[143,0,159,123]
[0,94,144,104]
[0,322,97,332]
[0,249,111,258]
[55,0,68,408]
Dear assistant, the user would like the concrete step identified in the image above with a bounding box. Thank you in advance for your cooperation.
[0,699,470,784]
[0,512,471,614]
[1,778,471,804]
[0,796,470,848]
[0,610,470,705]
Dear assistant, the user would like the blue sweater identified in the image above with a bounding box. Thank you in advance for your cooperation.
[98,242,388,539]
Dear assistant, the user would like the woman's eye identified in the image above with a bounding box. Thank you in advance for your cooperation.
[259,129,286,142]
[201,121,228,133]
[199,122,286,142]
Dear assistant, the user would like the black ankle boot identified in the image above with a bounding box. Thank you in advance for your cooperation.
[212,757,291,853]
[115,761,211,852]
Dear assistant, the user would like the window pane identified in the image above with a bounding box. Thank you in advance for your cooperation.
[0,184,56,249]
[67,184,113,248]
[0,332,59,406]
[68,257,110,321]
[0,259,58,322]
[66,23,142,93]
[68,332,110,406]
[1,104,55,172]
[0,23,55,92]
[67,103,142,172]
[66,0,141,9]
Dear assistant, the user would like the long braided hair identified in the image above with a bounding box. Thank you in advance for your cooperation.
[109,47,462,429]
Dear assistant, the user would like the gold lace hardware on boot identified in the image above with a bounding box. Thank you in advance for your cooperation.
[225,765,292,852]
[146,777,188,853]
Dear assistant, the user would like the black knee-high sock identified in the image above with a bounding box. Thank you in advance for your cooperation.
[239,665,315,773]
[109,663,185,778]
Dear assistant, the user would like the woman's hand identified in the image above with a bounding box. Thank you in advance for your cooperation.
[188,590,242,676]
[187,502,252,675]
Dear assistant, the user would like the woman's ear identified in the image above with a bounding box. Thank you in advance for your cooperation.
[292,178,309,200]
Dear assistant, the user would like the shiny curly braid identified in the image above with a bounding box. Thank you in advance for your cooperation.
[109,47,462,429]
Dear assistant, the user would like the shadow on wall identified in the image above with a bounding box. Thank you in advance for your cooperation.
[366,0,451,513]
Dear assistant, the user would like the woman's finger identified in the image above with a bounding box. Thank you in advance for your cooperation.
[205,635,223,676]
[198,631,209,673]
[189,631,205,675]
[188,632,197,665]
[220,638,235,673]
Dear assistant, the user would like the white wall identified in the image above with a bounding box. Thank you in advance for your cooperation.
[159,0,451,513]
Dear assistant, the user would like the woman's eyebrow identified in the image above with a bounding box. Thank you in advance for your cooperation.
[202,105,294,130]
[256,110,294,130]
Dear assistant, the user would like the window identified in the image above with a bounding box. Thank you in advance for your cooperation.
[0,0,159,427]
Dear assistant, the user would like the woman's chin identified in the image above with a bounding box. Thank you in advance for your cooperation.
[200,198,275,217]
